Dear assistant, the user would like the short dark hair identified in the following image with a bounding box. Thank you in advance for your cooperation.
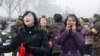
[83,18,89,22]
[93,14,100,24]
[93,18,100,24]
[23,11,38,27]
[53,14,62,22]
[93,14,100,19]
[41,15,46,18]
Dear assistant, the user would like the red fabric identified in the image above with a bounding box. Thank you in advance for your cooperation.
[28,53,33,56]
[49,35,53,48]
[19,43,33,56]
[19,43,26,56]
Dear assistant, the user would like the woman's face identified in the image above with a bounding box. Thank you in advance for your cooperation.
[24,13,34,27]
[66,17,76,26]
[79,18,84,26]
[40,18,47,27]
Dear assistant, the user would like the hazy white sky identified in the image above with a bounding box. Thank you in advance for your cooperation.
[0,0,99,18]
[53,0,99,17]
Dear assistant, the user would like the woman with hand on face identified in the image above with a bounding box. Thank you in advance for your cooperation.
[55,14,84,56]
[0,11,50,56]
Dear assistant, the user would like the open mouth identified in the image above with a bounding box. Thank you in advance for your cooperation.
[43,22,46,24]
[26,20,30,22]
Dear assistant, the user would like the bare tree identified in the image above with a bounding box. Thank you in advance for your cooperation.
[32,0,66,17]
[62,7,75,19]
[31,0,40,16]
[2,0,18,19]
[0,0,3,6]
[15,0,30,15]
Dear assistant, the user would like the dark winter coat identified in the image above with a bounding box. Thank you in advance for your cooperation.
[0,26,50,56]
[48,22,63,54]
[91,22,100,56]
[92,22,100,48]
[10,23,23,38]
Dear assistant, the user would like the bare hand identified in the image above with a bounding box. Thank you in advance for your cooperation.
[66,25,70,32]
[91,28,97,34]
[72,25,76,32]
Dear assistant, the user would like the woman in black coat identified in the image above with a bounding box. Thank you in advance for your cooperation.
[0,11,50,56]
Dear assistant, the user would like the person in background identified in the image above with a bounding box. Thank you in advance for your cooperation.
[78,17,85,56]
[48,13,63,56]
[39,16,52,56]
[1,19,8,30]
[93,14,100,24]
[10,16,23,56]
[79,17,84,28]
[11,16,23,39]
[0,11,50,56]
[90,22,100,56]
[39,15,49,31]
[55,14,84,56]
[82,18,93,56]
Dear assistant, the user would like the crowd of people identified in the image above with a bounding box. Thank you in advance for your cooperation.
[0,11,100,56]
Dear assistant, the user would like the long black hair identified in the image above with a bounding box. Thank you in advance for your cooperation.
[23,11,38,27]
[64,14,80,27]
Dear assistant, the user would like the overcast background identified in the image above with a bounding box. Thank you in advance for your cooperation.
[0,0,99,18]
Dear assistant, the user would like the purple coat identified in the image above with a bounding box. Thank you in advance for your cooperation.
[55,26,84,56]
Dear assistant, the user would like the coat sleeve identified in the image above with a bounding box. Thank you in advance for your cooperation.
[55,26,69,45]
[26,30,50,55]
[72,32,84,46]
[10,25,17,38]
[0,33,21,53]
